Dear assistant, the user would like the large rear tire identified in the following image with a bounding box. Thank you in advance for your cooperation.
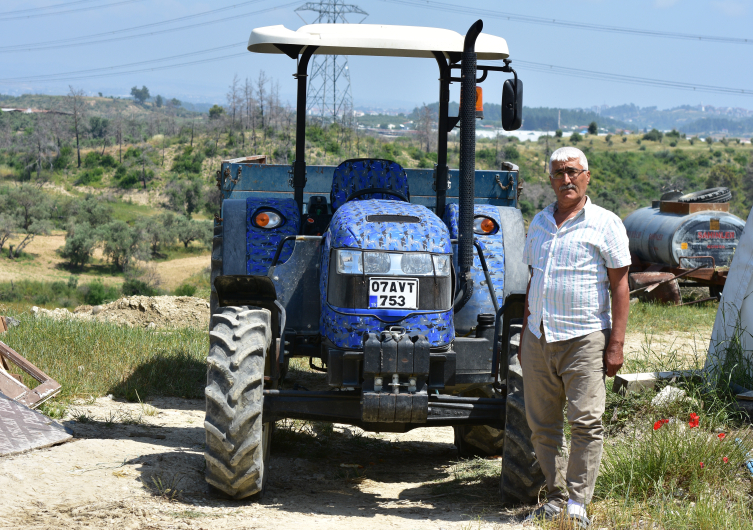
[204,306,273,499]
[500,325,546,505]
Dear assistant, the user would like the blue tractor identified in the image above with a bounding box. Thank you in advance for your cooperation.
[205,20,544,504]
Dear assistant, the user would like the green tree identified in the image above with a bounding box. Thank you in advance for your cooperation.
[174,216,211,248]
[570,131,582,143]
[643,129,664,142]
[169,98,181,108]
[706,164,739,190]
[60,222,98,268]
[137,211,176,257]
[130,86,150,104]
[502,144,520,161]
[99,220,149,271]
[588,121,598,135]
[555,129,563,138]
[70,195,113,227]
[0,214,15,253]
[208,105,225,120]
[166,176,203,219]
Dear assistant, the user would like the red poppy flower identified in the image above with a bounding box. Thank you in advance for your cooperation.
[718,433,726,440]
[654,421,662,431]
[662,419,669,424]
[723,457,729,463]
[688,413,700,428]
[699,462,704,469]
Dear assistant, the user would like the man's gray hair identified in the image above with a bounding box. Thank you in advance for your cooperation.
[549,146,588,173]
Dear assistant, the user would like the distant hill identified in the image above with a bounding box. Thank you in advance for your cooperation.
[0,93,205,119]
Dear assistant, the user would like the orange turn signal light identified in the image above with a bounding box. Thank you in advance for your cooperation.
[480,218,494,233]
[473,216,497,235]
[253,210,283,229]
[255,212,270,227]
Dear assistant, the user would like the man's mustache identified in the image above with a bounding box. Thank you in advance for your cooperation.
[559,184,577,192]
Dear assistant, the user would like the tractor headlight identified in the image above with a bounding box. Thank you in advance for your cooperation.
[336,249,363,274]
[253,210,284,229]
[364,252,392,274]
[401,253,433,275]
[432,255,451,276]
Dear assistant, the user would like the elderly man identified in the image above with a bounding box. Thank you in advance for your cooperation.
[521,147,630,528]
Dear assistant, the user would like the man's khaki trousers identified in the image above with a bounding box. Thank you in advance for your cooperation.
[520,325,609,505]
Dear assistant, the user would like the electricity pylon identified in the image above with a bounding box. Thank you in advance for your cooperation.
[295,1,368,122]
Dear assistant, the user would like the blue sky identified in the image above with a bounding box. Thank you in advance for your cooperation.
[1,0,752,111]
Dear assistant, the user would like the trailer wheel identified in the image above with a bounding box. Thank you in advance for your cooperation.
[204,306,273,499]
[500,328,546,506]
[678,187,732,204]
[209,220,223,327]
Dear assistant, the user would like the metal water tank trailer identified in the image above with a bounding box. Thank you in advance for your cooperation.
[623,202,745,269]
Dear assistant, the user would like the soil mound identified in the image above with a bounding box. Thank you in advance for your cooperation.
[33,296,210,329]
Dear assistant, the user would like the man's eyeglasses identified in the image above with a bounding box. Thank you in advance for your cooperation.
[549,167,587,181]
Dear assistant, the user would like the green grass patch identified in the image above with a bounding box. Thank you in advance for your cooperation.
[628,300,717,335]
[0,310,208,400]
[109,199,160,224]
[0,278,119,308]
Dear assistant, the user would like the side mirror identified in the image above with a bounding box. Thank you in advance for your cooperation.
[501,78,523,131]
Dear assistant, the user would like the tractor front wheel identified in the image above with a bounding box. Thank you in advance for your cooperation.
[204,306,273,499]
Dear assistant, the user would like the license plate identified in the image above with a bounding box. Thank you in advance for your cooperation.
[368,278,419,309]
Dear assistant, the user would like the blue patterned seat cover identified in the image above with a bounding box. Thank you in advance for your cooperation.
[330,158,410,211]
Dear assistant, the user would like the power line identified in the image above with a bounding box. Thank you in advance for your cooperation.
[379,0,752,45]
[0,0,275,52]
[0,43,247,83]
[516,60,753,97]
[0,0,103,16]
[0,0,143,21]
[0,53,250,84]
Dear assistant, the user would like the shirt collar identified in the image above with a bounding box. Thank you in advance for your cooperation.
[544,196,592,224]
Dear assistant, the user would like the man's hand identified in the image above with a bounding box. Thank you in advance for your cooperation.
[604,340,624,377]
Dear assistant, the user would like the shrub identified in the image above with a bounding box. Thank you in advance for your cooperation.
[122,278,158,297]
[80,280,118,306]
[75,167,104,185]
[171,146,204,174]
[502,144,520,160]
[554,129,563,138]
[100,154,117,168]
[174,284,196,297]
[643,129,664,142]
[53,145,73,170]
[622,136,627,143]
[570,131,582,143]
[82,151,101,168]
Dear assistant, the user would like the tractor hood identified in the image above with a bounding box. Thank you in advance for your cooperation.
[327,200,451,254]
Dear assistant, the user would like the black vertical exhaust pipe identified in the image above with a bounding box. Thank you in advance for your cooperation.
[454,20,483,312]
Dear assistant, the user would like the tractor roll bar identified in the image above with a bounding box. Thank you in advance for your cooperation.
[292,46,318,216]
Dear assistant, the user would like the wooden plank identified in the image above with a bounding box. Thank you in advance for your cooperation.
[0,341,61,409]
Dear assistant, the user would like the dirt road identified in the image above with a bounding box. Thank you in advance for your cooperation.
[0,397,528,530]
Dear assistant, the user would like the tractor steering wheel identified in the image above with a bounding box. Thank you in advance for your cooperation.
[345,187,409,203]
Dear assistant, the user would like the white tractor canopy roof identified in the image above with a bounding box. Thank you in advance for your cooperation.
[248,24,509,60]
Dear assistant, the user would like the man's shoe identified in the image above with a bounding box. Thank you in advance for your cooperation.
[524,502,562,523]
[566,502,591,529]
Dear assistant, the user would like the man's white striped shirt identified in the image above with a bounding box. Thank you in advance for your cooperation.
[523,196,631,342]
